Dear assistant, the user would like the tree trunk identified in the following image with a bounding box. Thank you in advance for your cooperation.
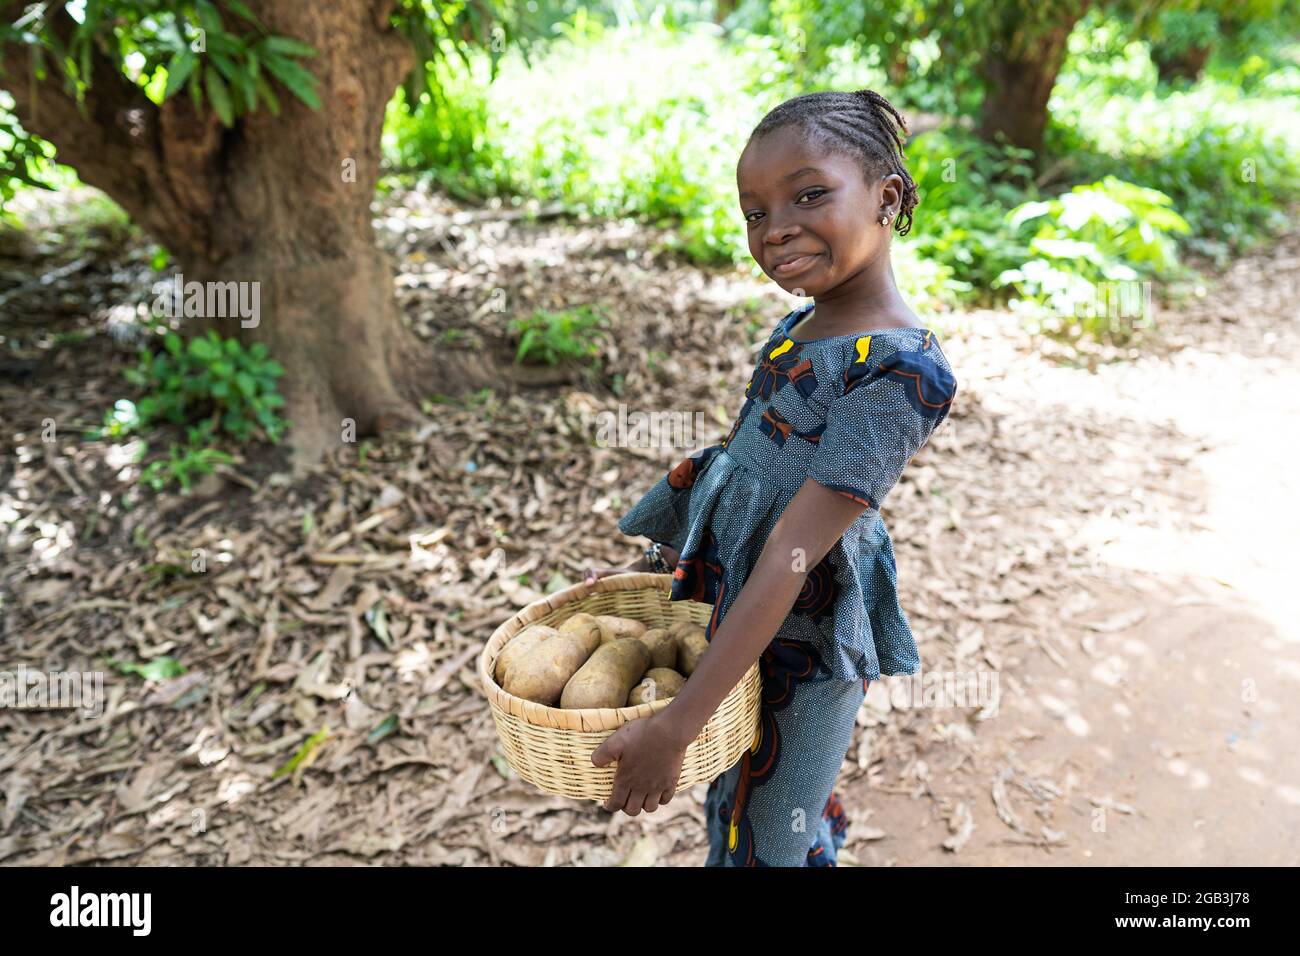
[977,3,1089,154]
[1153,43,1212,84]
[1,0,498,465]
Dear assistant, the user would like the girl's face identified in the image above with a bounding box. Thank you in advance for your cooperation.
[737,124,904,297]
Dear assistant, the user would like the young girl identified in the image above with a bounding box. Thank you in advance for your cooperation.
[585,89,958,866]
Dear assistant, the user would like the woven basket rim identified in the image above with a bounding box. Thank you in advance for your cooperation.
[478,571,717,727]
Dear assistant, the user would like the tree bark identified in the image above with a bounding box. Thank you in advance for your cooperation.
[1153,43,1212,84]
[2,0,499,466]
[977,3,1089,154]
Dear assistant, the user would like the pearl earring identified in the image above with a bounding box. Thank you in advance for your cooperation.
[879,214,891,226]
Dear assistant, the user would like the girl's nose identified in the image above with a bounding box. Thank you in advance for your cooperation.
[764,216,806,248]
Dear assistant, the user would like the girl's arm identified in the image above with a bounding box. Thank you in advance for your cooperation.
[587,543,680,579]
[657,477,870,749]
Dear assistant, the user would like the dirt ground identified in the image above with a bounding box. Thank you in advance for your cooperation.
[1,187,1296,866]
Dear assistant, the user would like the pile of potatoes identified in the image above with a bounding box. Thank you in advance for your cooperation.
[494,612,710,709]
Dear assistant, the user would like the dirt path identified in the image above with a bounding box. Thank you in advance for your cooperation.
[839,228,1300,867]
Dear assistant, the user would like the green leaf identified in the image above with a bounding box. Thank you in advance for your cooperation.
[253,73,280,115]
[237,58,258,113]
[195,0,224,36]
[163,49,197,100]
[262,36,318,58]
[1007,200,1052,231]
[367,715,399,745]
[261,52,321,109]
[271,725,331,779]
[204,64,234,126]
[114,656,186,682]
[363,600,392,649]
[224,0,261,27]
[188,336,218,361]
[208,50,239,83]
[188,65,204,113]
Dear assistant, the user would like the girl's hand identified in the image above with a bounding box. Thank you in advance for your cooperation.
[583,557,646,586]
[590,713,687,815]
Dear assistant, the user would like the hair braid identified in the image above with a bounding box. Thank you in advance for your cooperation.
[748,88,920,236]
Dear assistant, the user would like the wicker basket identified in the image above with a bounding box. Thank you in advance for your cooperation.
[478,572,761,802]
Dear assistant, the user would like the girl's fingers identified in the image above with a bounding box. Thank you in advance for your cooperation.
[605,777,631,814]
[586,567,623,586]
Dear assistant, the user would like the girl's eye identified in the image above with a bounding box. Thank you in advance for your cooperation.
[745,189,826,222]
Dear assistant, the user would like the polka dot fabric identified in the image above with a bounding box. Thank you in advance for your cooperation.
[617,300,958,682]
[702,639,867,866]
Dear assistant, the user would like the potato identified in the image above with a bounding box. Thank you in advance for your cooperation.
[666,621,699,644]
[504,624,602,706]
[560,638,651,709]
[674,626,709,677]
[558,612,603,643]
[637,627,677,669]
[627,667,686,706]
[627,678,657,707]
[594,615,646,644]
[493,624,558,685]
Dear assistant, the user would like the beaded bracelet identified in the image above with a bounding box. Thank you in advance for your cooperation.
[644,541,671,574]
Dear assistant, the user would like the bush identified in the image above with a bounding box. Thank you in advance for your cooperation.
[1050,23,1300,257]
[904,128,1038,300]
[510,305,610,366]
[91,330,286,491]
[994,176,1191,341]
[124,330,286,444]
[383,19,803,265]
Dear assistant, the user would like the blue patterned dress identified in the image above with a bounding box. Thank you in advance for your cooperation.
[616,301,958,866]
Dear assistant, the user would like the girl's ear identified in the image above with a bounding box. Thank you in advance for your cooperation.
[879,173,905,217]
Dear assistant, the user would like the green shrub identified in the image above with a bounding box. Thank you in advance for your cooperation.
[904,128,1038,299]
[1050,23,1300,256]
[994,176,1191,340]
[140,444,235,493]
[125,330,286,444]
[509,305,609,366]
[383,20,802,265]
[91,330,286,491]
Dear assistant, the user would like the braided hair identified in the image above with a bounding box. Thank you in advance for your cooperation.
[747,88,919,237]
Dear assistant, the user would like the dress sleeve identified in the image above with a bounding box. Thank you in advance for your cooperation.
[807,335,957,512]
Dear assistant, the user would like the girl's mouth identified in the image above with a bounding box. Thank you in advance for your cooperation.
[772,254,819,277]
